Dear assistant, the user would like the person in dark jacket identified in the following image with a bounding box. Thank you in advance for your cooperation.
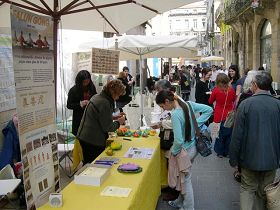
[67,70,97,136]
[195,68,212,106]
[76,79,126,164]
[116,71,132,112]
[0,115,20,170]
[229,71,280,210]
[123,66,135,95]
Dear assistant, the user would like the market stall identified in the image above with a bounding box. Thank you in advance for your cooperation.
[38,135,162,210]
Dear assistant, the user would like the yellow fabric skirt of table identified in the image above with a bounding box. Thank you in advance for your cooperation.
[39,135,164,210]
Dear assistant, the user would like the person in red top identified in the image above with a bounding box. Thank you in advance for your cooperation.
[209,73,236,157]
[35,34,44,48]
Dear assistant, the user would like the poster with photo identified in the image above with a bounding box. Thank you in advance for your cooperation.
[0,34,16,112]
[10,5,59,209]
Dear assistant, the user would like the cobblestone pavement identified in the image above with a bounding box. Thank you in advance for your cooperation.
[156,151,240,210]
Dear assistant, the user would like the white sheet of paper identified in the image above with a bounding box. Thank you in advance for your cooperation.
[101,186,132,198]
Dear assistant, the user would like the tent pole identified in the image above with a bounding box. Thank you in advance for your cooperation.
[53,0,59,117]
[139,53,143,126]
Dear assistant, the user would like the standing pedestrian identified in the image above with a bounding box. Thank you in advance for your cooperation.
[229,71,280,210]
[67,70,97,136]
[208,74,236,157]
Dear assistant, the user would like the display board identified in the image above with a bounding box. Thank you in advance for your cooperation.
[0,34,16,112]
[10,5,59,210]
[91,48,119,75]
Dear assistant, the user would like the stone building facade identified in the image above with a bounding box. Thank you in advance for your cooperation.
[216,0,280,86]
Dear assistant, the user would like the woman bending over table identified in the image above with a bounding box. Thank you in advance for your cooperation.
[77,80,126,164]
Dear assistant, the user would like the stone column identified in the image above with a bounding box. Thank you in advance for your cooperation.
[271,2,280,84]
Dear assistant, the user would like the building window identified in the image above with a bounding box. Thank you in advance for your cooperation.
[185,19,189,28]
[202,18,206,28]
[193,19,197,28]
[194,32,198,36]
[260,20,272,72]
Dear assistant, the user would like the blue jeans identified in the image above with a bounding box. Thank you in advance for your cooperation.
[172,146,197,210]
[214,121,232,156]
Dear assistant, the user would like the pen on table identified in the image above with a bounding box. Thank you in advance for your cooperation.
[123,138,132,141]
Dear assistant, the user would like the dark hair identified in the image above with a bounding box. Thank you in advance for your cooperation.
[155,79,172,91]
[201,68,211,77]
[258,66,265,71]
[253,71,272,91]
[75,70,96,95]
[155,90,191,142]
[122,66,129,71]
[228,65,240,82]
[170,86,176,93]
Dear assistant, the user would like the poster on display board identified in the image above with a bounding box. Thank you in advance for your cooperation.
[10,5,59,209]
[0,34,16,112]
[92,48,119,75]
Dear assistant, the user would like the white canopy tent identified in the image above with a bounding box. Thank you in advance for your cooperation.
[201,56,224,62]
[79,35,198,125]
[0,0,201,34]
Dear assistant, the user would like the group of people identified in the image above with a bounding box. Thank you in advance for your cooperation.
[13,31,50,49]
[67,64,280,210]
[67,67,134,164]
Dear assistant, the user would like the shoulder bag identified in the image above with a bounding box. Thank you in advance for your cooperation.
[159,128,174,150]
[211,90,228,139]
[187,102,212,157]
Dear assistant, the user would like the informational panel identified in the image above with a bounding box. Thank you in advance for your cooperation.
[11,5,59,209]
[92,48,119,75]
[0,34,16,112]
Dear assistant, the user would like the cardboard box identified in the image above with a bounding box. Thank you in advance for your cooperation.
[74,164,111,186]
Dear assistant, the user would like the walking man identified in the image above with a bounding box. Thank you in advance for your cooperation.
[229,71,280,210]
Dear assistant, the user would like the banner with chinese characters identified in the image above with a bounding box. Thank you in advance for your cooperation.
[10,5,59,209]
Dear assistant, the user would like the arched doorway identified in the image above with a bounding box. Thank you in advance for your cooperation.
[260,20,272,72]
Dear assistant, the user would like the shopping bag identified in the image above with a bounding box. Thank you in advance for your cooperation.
[211,122,221,140]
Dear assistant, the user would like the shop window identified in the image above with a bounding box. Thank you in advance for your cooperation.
[260,20,272,72]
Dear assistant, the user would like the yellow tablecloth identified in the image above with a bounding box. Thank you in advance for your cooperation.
[39,136,162,210]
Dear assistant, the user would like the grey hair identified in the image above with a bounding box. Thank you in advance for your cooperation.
[155,79,171,91]
[242,70,258,93]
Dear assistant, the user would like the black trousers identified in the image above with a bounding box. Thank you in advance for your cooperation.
[79,141,106,165]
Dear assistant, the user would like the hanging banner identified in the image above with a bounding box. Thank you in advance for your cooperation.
[10,5,59,209]
[0,34,16,112]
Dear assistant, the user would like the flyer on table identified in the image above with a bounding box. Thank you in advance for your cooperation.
[10,5,58,209]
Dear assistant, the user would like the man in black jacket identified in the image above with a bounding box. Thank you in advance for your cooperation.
[229,71,280,210]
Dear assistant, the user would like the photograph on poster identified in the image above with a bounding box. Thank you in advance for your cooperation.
[33,139,41,149]
[54,175,59,183]
[24,168,29,180]
[55,181,60,192]
[43,178,48,189]
[51,143,57,153]
[26,142,33,152]
[49,133,56,142]
[38,181,43,192]
[21,148,27,156]
[26,193,33,202]
[23,156,29,168]
[12,30,52,51]
[41,136,49,146]
[54,164,58,172]
[52,152,58,162]
[25,179,31,191]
